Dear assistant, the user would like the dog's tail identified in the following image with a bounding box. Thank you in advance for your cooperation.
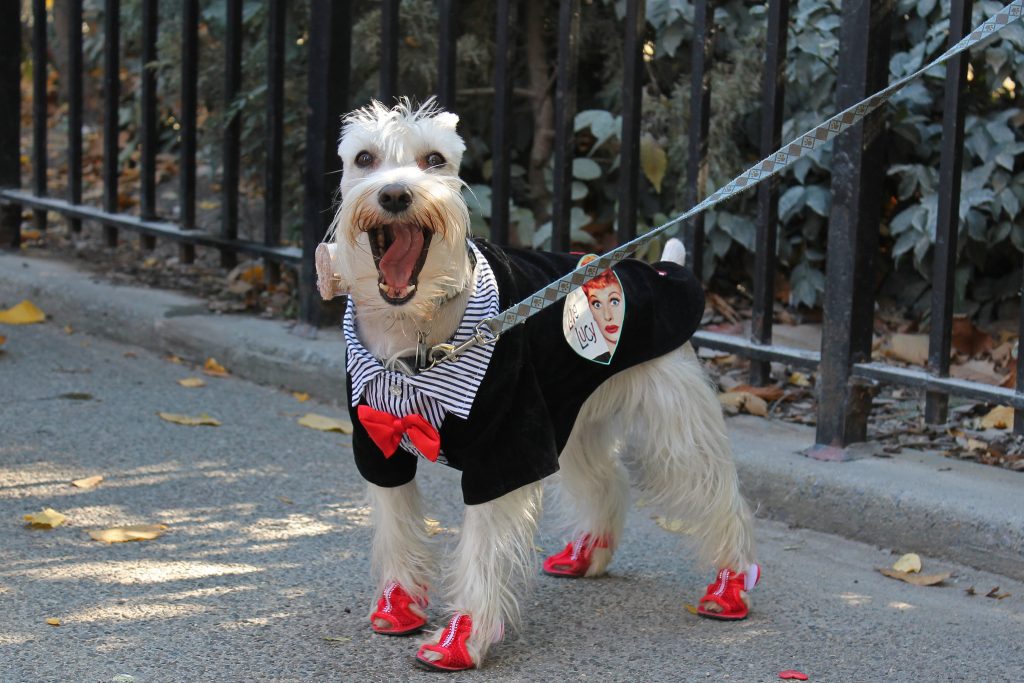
[661,237,687,266]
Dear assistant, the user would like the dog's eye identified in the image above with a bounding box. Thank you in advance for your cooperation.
[425,152,446,169]
[355,151,374,168]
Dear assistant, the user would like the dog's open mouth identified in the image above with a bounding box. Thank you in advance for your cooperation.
[368,223,433,305]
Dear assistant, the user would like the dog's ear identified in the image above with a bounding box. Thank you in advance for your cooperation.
[433,112,459,131]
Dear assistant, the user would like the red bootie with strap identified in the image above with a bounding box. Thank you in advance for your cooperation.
[370,581,428,636]
[697,563,761,620]
[542,534,610,578]
[415,613,476,671]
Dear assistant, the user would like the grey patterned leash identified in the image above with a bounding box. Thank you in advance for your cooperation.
[427,0,1024,368]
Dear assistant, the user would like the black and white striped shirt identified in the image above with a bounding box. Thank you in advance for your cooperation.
[344,241,499,462]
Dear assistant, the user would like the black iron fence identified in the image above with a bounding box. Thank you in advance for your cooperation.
[1,0,1021,454]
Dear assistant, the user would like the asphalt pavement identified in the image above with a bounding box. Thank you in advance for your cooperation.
[2,299,1024,681]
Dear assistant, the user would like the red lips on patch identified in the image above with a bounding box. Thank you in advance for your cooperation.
[378,224,424,289]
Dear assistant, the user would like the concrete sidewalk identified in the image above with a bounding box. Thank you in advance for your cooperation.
[2,249,1023,581]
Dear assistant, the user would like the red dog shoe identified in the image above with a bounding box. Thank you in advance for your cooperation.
[697,564,761,620]
[370,581,428,636]
[542,534,610,578]
[415,613,475,671]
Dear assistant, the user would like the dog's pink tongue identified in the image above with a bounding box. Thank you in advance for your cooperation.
[379,224,423,288]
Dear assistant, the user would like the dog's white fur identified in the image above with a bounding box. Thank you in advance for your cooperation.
[329,99,755,668]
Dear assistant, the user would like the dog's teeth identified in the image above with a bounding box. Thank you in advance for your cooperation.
[378,282,389,293]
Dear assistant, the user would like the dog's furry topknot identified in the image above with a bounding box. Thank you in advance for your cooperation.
[341,97,454,139]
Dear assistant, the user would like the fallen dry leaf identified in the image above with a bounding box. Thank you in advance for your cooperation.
[951,359,1004,385]
[965,438,988,452]
[165,354,183,364]
[323,635,351,643]
[980,405,1013,430]
[0,300,46,325]
[277,496,294,505]
[892,553,922,573]
[654,515,693,534]
[683,604,698,615]
[729,384,785,402]
[719,391,769,417]
[45,617,61,626]
[88,524,168,543]
[950,316,993,358]
[203,358,229,377]
[884,334,929,366]
[292,391,311,402]
[63,325,73,335]
[71,475,104,489]
[985,586,1011,600]
[297,413,353,434]
[788,372,811,387]
[877,567,951,586]
[21,229,42,240]
[965,586,976,596]
[177,377,206,388]
[24,508,67,528]
[158,412,221,427]
[0,334,5,347]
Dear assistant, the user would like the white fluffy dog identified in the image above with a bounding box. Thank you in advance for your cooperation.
[317,99,759,671]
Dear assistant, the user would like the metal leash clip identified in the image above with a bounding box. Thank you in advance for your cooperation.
[423,320,501,371]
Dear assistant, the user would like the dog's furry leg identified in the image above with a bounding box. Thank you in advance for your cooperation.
[550,408,630,576]
[424,483,542,667]
[604,345,756,572]
[367,481,434,615]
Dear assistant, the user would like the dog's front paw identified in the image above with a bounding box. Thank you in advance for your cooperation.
[371,581,428,636]
[415,613,476,671]
[696,564,760,621]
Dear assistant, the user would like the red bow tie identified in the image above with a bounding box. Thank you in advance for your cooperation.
[357,405,441,462]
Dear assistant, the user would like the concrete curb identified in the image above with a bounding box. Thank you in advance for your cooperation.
[3,250,1023,580]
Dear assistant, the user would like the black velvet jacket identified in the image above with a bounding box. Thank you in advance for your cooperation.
[347,238,705,505]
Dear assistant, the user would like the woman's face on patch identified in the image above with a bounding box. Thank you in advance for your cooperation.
[587,282,624,345]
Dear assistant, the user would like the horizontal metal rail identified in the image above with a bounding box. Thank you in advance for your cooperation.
[691,331,820,370]
[0,190,301,264]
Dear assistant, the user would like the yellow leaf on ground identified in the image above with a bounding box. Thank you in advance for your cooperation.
[203,357,229,377]
[878,567,951,586]
[788,372,811,387]
[63,325,73,335]
[966,438,988,452]
[653,515,694,534]
[158,412,221,426]
[892,553,922,573]
[199,200,220,210]
[885,334,929,366]
[88,524,168,543]
[980,405,1013,430]
[297,413,353,434]
[71,475,104,489]
[21,229,42,240]
[177,377,206,388]
[24,508,67,528]
[683,604,698,615]
[165,354,183,364]
[718,391,769,417]
[45,618,61,626]
[0,300,46,325]
[292,391,311,402]
[640,134,668,193]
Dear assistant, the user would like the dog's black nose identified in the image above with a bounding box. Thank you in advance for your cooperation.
[378,184,413,213]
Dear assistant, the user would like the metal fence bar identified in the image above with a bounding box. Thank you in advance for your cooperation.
[1017,304,1024,435]
[490,0,515,246]
[5,190,301,263]
[380,0,400,103]
[749,0,789,386]
[140,0,159,251]
[264,0,286,285]
[815,0,893,453]
[684,0,713,277]
[301,0,351,327]
[0,0,20,248]
[551,0,580,253]
[924,0,972,426]
[616,0,644,245]
[853,362,1024,411]
[179,0,198,263]
[68,0,83,234]
[437,0,457,111]
[102,0,120,247]
[33,0,48,234]
[221,0,243,270]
